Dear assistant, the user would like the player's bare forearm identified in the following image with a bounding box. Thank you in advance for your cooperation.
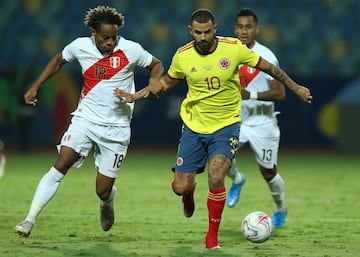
[24,53,66,105]
[242,80,285,101]
[242,89,284,101]
[114,87,150,103]
[256,58,313,104]
[114,73,179,103]
[33,53,65,89]
[148,57,164,79]
[159,74,178,92]
[257,58,296,92]
[147,57,164,97]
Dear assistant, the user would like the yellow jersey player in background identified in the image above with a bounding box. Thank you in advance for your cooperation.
[114,8,312,249]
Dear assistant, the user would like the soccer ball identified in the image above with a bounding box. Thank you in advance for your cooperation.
[241,211,273,243]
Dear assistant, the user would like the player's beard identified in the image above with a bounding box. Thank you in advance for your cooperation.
[195,40,212,54]
[195,38,215,54]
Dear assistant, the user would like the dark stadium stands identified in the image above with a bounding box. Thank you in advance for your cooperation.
[0,0,359,75]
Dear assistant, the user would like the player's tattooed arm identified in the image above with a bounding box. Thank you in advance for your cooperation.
[256,57,313,104]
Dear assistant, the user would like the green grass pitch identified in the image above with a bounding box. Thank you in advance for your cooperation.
[0,147,359,257]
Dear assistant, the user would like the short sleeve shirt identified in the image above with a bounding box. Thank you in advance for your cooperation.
[62,36,153,126]
[168,36,260,134]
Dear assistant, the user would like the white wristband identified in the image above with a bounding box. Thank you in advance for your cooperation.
[250,91,258,100]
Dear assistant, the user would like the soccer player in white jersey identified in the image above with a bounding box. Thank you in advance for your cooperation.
[226,8,289,227]
[14,6,164,237]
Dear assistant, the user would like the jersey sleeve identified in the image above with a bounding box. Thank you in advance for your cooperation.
[167,50,185,79]
[237,43,261,68]
[131,42,153,68]
[62,39,79,62]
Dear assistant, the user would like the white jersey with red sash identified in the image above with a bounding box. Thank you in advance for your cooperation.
[239,41,279,126]
[62,36,153,126]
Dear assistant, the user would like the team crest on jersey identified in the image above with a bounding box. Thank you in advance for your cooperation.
[219,58,230,70]
[110,56,121,68]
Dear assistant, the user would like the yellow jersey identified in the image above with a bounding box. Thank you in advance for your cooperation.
[168,36,260,134]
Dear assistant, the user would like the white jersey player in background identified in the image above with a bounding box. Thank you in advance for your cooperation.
[15,6,163,237]
[226,8,288,227]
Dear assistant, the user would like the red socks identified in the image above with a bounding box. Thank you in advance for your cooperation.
[206,187,226,248]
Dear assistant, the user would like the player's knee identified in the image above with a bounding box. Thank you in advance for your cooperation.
[208,175,225,189]
[97,188,112,201]
[208,168,227,188]
[260,166,277,181]
[171,180,183,196]
[171,180,194,196]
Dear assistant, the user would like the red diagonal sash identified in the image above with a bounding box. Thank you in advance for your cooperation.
[81,49,129,98]
[238,65,260,89]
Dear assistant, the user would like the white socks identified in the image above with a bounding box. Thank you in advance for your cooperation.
[228,159,286,212]
[100,186,117,207]
[25,167,64,224]
[227,159,244,184]
[267,173,286,212]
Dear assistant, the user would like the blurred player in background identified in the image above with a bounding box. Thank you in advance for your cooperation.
[14,6,163,237]
[114,9,312,249]
[0,140,5,178]
[226,8,288,228]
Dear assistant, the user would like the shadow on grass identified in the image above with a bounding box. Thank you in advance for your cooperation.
[169,245,238,257]
[13,241,123,257]
[62,243,122,257]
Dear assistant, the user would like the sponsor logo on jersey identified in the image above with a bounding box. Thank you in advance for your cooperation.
[190,67,197,72]
[203,64,212,71]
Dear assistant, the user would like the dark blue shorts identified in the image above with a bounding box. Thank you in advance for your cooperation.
[174,123,240,174]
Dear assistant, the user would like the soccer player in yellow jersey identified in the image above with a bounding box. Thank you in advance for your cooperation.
[114,9,312,249]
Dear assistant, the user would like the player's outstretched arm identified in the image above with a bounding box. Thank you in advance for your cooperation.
[114,87,151,103]
[146,57,164,98]
[24,52,66,106]
[114,73,179,103]
[256,57,313,104]
[242,79,286,101]
[114,57,165,103]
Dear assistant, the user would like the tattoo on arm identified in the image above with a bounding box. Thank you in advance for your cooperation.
[260,59,298,93]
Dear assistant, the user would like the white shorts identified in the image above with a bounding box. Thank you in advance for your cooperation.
[239,117,280,169]
[57,116,130,178]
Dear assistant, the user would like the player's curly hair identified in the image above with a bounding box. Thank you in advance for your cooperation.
[84,6,125,31]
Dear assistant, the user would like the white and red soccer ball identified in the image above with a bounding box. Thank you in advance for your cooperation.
[241,211,273,243]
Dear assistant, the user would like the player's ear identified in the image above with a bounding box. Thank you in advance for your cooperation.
[90,27,96,37]
[188,25,192,35]
[255,25,259,35]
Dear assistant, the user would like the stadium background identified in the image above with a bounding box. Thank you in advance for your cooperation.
[0,0,359,153]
